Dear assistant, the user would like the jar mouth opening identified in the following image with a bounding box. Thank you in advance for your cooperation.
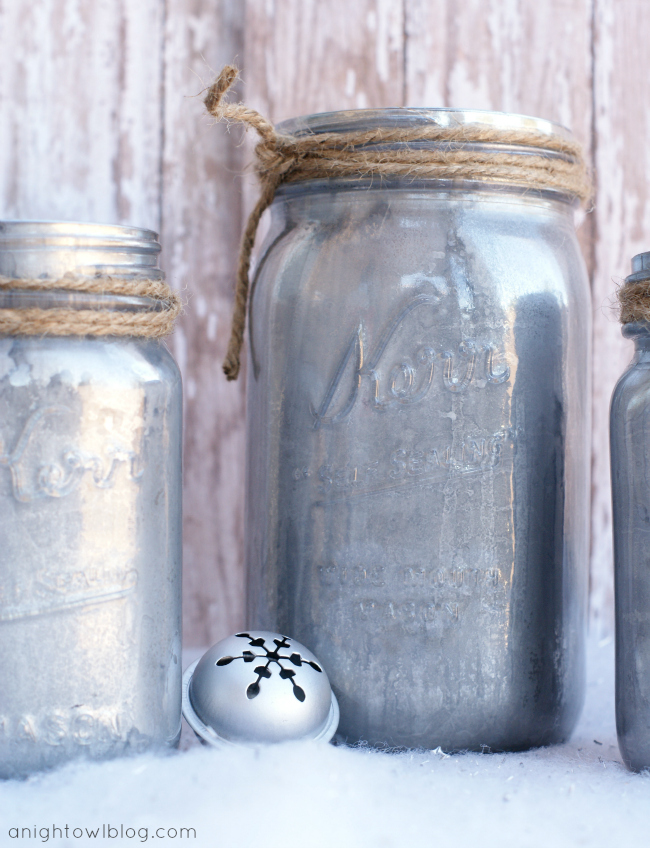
[277,107,574,145]
[0,221,163,280]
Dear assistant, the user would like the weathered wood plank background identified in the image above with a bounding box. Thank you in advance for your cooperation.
[0,0,647,645]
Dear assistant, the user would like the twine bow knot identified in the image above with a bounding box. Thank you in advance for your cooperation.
[206,65,591,380]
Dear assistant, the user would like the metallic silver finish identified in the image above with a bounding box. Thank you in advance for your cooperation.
[611,251,650,772]
[0,221,182,778]
[628,251,650,278]
[183,632,339,745]
[246,110,591,751]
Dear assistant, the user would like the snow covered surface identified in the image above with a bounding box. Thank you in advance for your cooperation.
[2,636,649,848]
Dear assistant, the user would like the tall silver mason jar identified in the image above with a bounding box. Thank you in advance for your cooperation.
[611,251,650,771]
[245,109,592,751]
[0,221,182,777]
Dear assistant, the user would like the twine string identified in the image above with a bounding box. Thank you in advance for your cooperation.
[206,64,591,381]
[0,274,181,338]
[618,280,650,325]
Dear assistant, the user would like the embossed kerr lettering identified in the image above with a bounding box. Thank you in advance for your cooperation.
[0,406,142,502]
[311,295,510,428]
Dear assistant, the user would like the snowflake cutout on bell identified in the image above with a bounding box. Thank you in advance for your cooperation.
[182,631,339,745]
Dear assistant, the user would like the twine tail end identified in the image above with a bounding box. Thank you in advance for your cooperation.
[222,349,241,381]
[205,65,239,115]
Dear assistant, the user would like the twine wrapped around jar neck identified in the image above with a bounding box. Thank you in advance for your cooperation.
[618,281,650,325]
[206,65,592,381]
[0,273,181,338]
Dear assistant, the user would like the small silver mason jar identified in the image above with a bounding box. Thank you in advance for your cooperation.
[0,221,182,777]
[246,109,591,750]
[611,251,650,771]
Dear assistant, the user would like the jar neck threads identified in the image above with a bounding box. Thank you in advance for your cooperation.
[0,222,180,338]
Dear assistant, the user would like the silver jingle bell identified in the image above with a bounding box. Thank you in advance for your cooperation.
[182,631,339,746]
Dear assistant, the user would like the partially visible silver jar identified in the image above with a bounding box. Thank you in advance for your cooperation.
[0,221,182,777]
[246,109,592,751]
[611,251,650,772]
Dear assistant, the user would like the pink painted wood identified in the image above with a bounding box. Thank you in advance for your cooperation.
[0,0,648,644]
[162,0,247,647]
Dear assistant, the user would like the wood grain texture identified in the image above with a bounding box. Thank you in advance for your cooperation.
[162,0,246,646]
[243,0,405,122]
[405,0,592,135]
[0,0,647,645]
[590,0,650,632]
[0,0,164,229]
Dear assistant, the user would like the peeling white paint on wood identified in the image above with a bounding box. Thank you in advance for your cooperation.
[243,0,405,122]
[0,0,647,643]
[0,0,163,229]
[162,0,246,647]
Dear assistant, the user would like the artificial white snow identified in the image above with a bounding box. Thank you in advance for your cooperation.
[1,636,648,848]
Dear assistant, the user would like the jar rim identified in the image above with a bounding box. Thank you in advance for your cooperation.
[0,220,163,281]
[0,220,160,253]
[277,107,574,143]
[631,251,650,276]
[624,252,650,287]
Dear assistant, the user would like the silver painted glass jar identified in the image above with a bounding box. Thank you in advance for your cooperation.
[246,109,591,750]
[0,221,182,777]
[611,251,650,771]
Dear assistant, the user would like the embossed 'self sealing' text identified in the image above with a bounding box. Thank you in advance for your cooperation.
[293,426,519,502]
